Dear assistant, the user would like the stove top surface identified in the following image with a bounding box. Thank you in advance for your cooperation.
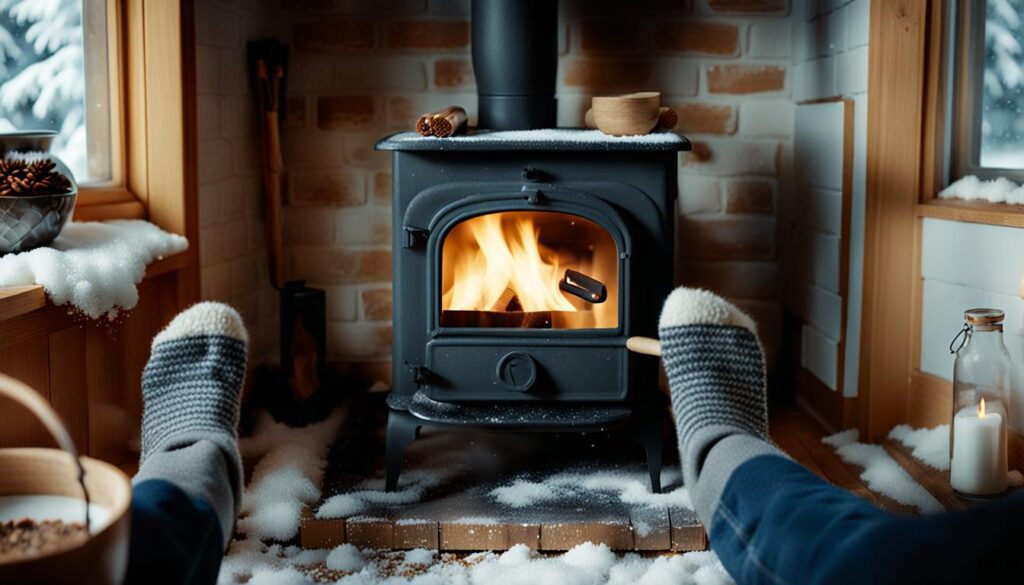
[376,128,691,152]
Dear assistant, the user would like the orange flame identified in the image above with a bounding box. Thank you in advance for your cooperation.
[443,214,576,313]
[979,397,987,418]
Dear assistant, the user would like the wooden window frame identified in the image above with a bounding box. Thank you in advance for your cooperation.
[75,0,197,246]
[862,0,1024,470]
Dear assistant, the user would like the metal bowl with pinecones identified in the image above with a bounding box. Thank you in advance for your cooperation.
[0,131,78,255]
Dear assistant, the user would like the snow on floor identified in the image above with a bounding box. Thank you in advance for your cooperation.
[822,429,943,514]
[888,424,950,471]
[220,540,733,585]
[236,408,348,541]
[0,219,188,318]
[938,175,1024,205]
[490,468,692,512]
[221,411,726,585]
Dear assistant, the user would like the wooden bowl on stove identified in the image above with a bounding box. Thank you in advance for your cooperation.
[591,92,661,136]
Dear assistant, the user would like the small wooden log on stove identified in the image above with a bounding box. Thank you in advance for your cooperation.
[429,107,468,138]
[441,310,554,329]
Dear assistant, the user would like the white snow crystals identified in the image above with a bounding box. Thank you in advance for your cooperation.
[939,175,1024,205]
[888,424,951,471]
[220,540,734,585]
[0,220,189,319]
[823,428,943,514]
[236,408,348,541]
[490,469,693,511]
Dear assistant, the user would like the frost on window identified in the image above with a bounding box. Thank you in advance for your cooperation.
[0,0,108,183]
[983,0,1024,169]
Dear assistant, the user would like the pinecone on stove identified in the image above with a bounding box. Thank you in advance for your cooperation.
[0,158,73,197]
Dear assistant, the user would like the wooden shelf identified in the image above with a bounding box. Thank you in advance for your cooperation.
[0,249,190,325]
[918,199,1024,228]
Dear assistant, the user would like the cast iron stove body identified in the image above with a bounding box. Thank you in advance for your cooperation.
[378,131,690,492]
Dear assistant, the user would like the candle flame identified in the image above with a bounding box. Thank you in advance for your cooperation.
[979,398,987,418]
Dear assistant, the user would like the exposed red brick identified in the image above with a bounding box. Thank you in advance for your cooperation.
[580,20,642,52]
[673,103,736,135]
[564,60,652,91]
[434,59,474,88]
[707,65,785,94]
[643,0,695,13]
[373,171,392,204]
[294,249,392,283]
[384,20,469,49]
[679,217,774,261]
[317,96,378,129]
[655,22,739,55]
[288,170,365,206]
[707,0,786,13]
[362,288,393,320]
[293,19,375,52]
[286,97,306,127]
[725,180,774,214]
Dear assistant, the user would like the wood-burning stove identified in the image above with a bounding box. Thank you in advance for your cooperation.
[377,132,690,492]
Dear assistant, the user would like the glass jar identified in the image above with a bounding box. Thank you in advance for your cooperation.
[949,308,1010,497]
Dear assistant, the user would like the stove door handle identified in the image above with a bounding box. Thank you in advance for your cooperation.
[626,336,661,357]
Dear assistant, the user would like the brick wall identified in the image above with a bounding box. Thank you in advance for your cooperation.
[196,0,803,380]
[195,0,279,361]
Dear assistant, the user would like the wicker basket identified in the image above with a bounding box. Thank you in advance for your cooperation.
[0,373,131,584]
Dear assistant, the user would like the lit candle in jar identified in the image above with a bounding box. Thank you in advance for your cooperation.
[950,398,1008,496]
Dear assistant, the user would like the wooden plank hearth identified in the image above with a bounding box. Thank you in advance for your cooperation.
[299,394,703,552]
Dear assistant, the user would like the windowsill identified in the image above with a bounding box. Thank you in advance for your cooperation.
[917,198,1024,228]
[0,249,190,324]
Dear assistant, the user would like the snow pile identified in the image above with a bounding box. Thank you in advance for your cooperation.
[823,429,943,514]
[236,408,348,541]
[888,424,951,471]
[939,175,1024,205]
[219,540,733,585]
[0,220,188,318]
[491,468,692,511]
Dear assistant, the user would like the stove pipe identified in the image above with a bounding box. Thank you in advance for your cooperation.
[471,0,558,130]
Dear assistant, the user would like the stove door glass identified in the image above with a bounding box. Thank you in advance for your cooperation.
[440,211,618,329]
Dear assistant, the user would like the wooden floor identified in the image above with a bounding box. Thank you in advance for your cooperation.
[296,399,968,552]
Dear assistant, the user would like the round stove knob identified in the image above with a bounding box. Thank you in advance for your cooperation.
[495,351,537,392]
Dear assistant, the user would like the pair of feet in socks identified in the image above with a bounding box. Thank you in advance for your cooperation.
[137,287,770,542]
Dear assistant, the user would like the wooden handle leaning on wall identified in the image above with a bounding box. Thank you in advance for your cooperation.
[263,111,284,289]
[626,336,661,357]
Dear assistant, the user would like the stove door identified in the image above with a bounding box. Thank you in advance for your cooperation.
[418,188,632,402]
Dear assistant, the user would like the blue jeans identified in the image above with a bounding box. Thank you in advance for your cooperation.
[124,480,224,585]
[714,454,1024,584]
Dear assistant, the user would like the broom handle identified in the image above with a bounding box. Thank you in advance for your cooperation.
[0,372,89,530]
[263,110,284,289]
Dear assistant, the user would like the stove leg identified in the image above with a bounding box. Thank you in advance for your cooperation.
[385,411,421,492]
[633,409,665,494]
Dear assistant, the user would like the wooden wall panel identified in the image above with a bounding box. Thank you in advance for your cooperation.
[48,327,90,452]
[0,337,54,447]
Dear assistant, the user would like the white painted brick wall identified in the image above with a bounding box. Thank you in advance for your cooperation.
[785,0,870,394]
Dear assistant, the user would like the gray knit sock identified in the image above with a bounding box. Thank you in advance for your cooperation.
[133,302,248,548]
[658,287,781,528]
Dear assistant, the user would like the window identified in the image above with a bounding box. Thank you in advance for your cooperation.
[0,0,111,184]
[952,0,1024,180]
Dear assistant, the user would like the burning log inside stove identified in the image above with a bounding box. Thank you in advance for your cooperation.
[559,269,607,303]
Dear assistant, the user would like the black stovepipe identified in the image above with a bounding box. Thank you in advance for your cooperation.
[471,0,558,130]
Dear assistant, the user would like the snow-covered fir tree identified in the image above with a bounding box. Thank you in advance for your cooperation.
[0,0,85,178]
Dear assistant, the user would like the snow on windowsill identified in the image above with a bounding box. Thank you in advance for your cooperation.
[939,175,1024,205]
[0,219,188,319]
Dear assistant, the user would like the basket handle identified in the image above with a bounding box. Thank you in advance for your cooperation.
[0,372,90,530]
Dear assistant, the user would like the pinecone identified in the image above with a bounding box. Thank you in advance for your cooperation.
[0,158,73,197]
